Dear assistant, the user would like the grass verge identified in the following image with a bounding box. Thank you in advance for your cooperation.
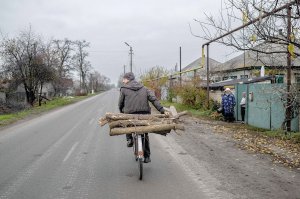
[0,94,96,127]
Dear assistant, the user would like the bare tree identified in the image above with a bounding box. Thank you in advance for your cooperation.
[52,39,74,96]
[37,40,57,105]
[0,27,46,106]
[73,40,92,94]
[192,0,300,55]
[88,71,111,92]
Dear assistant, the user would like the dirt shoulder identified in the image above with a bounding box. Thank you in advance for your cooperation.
[167,114,300,198]
[190,116,300,169]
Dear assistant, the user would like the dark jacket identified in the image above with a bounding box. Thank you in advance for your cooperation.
[118,80,164,114]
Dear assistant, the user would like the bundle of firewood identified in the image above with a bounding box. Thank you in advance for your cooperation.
[99,107,186,136]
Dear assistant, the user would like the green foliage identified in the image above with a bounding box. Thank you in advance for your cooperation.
[167,89,176,102]
[173,82,211,110]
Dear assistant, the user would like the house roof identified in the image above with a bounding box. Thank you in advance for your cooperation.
[182,57,221,72]
[213,42,300,72]
[205,76,273,88]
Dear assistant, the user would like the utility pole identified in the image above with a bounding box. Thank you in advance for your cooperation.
[286,5,292,132]
[243,27,246,76]
[123,65,126,75]
[206,44,210,109]
[180,46,182,86]
[124,42,133,72]
[129,47,133,72]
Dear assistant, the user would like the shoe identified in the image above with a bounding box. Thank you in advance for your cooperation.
[144,157,151,163]
[127,139,133,147]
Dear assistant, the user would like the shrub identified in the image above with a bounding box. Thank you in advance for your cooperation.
[174,83,208,110]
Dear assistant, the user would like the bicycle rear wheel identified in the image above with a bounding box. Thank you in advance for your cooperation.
[138,158,143,180]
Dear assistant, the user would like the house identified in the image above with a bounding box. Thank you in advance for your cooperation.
[0,79,11,103]
[11,83,55,104]
[181,57,221,81]
[211,42,300,84]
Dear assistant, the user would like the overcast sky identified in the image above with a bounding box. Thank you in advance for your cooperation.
[0,0,236,84]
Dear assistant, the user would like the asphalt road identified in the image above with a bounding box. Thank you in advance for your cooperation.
[0,90,207,199]
[1,89,299,199]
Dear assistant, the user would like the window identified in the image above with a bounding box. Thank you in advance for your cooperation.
[223,76,229,80]
[240,75,248,79]
[275,74,284,83]
[214,77,222,82]
[230,76,237,79]
[295,74,300,84]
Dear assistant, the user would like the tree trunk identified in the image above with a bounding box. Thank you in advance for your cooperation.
[39,82,43,106]
[109,124,184,136]
[105,113,169,121]
[108,119,174,129]
[25,88,35,106]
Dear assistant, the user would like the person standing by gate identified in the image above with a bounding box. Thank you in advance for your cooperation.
[221,88,236,122]
[240,92,246,123]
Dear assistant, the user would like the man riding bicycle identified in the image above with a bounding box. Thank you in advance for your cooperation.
[118,72,165,163]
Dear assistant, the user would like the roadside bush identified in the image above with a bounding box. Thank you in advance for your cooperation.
[174,83,207,110]
[167,88,176,102]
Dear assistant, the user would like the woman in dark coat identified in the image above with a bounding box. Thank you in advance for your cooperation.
[221,88,236,122]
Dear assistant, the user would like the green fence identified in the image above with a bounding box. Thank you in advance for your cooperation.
[235,83,299,131]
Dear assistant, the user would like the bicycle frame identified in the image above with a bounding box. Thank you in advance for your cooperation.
[132,133,145,180]
[137,134,143,158]
[133,133,144,159]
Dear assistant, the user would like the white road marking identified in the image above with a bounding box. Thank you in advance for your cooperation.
[63,142,79,162]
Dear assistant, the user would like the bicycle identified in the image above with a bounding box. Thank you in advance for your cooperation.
[132,132,145,180]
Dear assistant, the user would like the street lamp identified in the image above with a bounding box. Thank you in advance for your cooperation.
[124,42,133,72]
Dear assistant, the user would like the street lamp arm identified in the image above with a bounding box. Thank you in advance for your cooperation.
[124,42,131,47]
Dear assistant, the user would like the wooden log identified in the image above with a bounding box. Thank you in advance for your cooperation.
[109,124,185,136]
[169,106,178,117]
[109,120,151,128]
[99,118,108,126]
[105,113,169,121]
[108,119,176,129]
[175,111,188,118]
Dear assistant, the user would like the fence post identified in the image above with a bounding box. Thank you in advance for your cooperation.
[246,84,249,124]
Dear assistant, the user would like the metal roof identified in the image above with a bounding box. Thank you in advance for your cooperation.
[205,76,273,88]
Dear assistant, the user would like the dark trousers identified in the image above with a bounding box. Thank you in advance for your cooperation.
[224,112,235,122]
[127,133,150,158]
[241,106,246,121]
[126,111,151,158]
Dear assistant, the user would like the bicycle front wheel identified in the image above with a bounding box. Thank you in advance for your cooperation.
[138,158,143,180]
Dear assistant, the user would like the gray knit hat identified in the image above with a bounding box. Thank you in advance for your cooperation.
[123,72,135,81]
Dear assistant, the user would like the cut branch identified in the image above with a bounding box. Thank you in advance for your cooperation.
[109,124,185,136]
